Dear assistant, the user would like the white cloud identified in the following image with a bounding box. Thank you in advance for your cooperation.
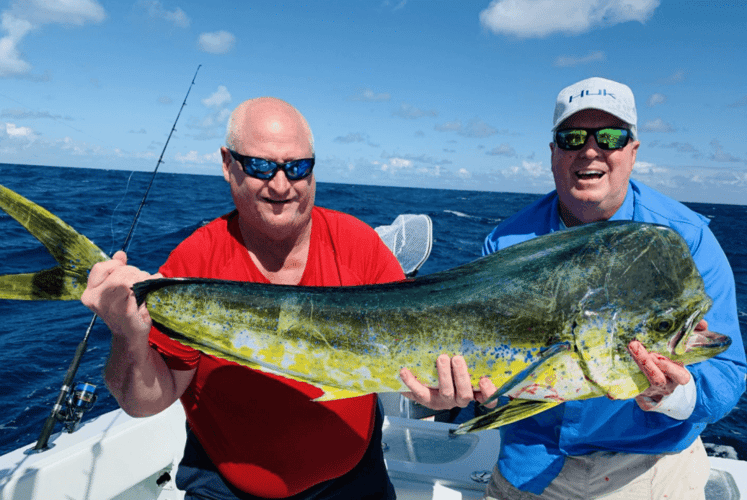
[58,135,91,155]
[632,160,668,174]
[480,0,659,38]
[710,140,743,163]
[457,168,472,179]
[139,1,190,28]
[0,13,32,76]
[641,118,675,133]
[646,93,666,107]
[660,70,685,84]
[381,157,413,173]
[193,107,230,131]
[334,132,367,144]
[553,50,605,67]
[5,121,35,138]
[415,165,444,177]
[1,107,72,120]
[202,85,231,108]
[186,86,232,140]
[648,140,701,158]
[0,0,105,77]
[349,88,391,102]
[434,118,498,138]
[486,143,516,156]
[164,7,188,27]
[502,159,547,178]
[461,118,497,138]
[12,0,106,26]
[382,0,407,11]
[174,149,221,165]
[198,30,235,54]
[392,103,438,119]
[434,120,462,132]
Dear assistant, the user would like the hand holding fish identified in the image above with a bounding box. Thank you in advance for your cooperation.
[82,251,159,341]
[628,322,703,411]
[400,355,497,410]
[82,251,193,417]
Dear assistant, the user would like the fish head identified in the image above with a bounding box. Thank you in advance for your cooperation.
[631,293,730,364]
[569,222,730,398]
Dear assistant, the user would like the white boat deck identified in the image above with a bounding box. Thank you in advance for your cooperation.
[1,402,744,500]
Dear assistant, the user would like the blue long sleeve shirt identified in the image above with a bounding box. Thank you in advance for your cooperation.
[483,179,747,494]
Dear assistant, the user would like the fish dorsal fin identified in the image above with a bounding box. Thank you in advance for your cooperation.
[451,399,562,434]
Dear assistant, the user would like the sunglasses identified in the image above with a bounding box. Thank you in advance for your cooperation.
[227,149,315,180]
[554,127,632,151]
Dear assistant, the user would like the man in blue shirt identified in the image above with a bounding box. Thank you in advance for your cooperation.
[403,77,746,499]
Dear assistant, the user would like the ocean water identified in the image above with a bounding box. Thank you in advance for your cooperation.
[0,163,745,459]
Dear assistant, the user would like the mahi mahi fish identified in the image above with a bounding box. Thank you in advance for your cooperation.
[0,183,731,433]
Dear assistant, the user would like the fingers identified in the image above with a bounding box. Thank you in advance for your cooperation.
[435,354,456,399]
[81,252,155,338]
[112,250,127,265]
[629,340,691,388]
[652,353,691,386]
[399,355,477,410]
[629,339,691,412]
[477,376,498,408]
[694,319,708,332]
[399,367,426,402]
[451,356,475,407]
[85,252,127,292]
[628,340,667,386]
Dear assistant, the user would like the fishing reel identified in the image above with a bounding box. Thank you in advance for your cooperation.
[55,382,98,434]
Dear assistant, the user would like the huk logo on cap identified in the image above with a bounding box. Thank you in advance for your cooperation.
[569,89,616,103]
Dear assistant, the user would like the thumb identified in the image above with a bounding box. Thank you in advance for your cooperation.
[112,250,128,265]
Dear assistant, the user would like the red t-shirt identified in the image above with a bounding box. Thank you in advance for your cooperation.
[148,207,405,497]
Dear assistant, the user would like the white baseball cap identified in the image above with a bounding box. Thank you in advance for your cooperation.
[552,77,637,139]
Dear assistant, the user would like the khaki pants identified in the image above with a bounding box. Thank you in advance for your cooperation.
[484,437,709,500]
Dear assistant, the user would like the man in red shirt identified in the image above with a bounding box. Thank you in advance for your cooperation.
[82,97,405,499]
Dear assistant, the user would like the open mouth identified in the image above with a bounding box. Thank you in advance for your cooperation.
[669,310,731,355]
[681,329,731,352]
[575,170,605,180]
[668,310,699,354]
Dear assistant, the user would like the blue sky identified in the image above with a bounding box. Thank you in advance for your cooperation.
[1,0,746,204]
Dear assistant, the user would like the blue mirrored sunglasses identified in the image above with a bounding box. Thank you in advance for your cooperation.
[228,149,315,180]
[555,127,632,151]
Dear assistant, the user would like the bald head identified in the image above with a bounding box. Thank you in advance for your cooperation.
[225,97,314,156]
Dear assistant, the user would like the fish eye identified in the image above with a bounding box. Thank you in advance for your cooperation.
[654,318,674,332]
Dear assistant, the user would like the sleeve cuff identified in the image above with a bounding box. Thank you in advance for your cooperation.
[648,375,697,420]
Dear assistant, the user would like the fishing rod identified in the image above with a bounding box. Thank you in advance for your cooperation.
[31,64,201,452]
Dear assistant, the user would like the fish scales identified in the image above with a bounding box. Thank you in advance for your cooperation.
[131,221,713,402]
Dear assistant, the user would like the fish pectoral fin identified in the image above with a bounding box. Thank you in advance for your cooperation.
[574,326,647,399]
[481,342,571,408]
[450,399,561,435]
[0,183,109,301]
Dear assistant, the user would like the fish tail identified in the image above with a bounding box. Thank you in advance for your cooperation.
[450,399,561,435]
[0,183,109,301]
